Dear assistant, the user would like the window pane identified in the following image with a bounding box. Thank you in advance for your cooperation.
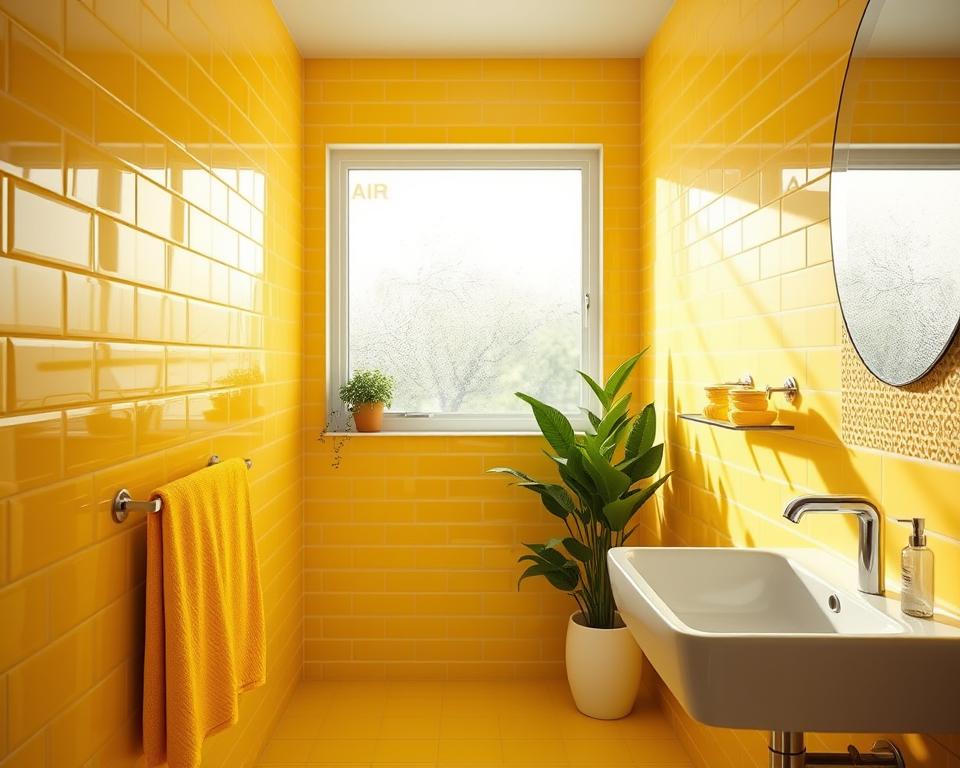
[348,168,583,414]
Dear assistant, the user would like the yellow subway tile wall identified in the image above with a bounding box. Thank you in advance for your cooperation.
[0,0,302,766]
[641,0,959,766]
[302,58,646,680]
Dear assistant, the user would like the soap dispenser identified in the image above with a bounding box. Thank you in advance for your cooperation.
[898,517,934,618]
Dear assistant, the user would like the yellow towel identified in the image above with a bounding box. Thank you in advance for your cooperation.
[143,458,265,768]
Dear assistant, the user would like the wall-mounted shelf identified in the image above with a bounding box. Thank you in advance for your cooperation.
[678,414,794,431]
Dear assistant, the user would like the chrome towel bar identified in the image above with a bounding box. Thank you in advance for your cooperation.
[112,455,253,523]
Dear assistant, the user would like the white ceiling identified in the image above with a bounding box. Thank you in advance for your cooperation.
[272,0,674,58]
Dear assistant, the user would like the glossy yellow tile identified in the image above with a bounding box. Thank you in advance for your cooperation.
[135,287,187,342]
[95,342,164,400]
[64,0,136,106]
[64,403,135,475]
[48,533,128,636]
[140,3,188,94]
[0,411,63,496]
[65,135,137,222]
[0,92,63,194]
[0,733,46,768]
[0,571,48,670]
[165,344,210,391]
[10,185,93,269]
[97,216,166,288]
[65,273,136,338]
[92,90,165,180]
[187,299,231,345]
[0,0,63,49]
[136,174,187,244]
[188,204,214,256]
[213,219,239,267]
[0,258,63,334]
[6,476,96,580]
[7,623,95,748]
[9,24,93,138]
[7,338,95,411]
[0,1,302,763]
[135,395,187,453]
[167,244,210,299]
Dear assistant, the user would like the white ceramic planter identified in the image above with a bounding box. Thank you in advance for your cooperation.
[565,611,644,719]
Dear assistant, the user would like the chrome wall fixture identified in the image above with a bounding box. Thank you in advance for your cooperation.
[766,376,800,404]
[111,455,254,523]
[723,373,754,387]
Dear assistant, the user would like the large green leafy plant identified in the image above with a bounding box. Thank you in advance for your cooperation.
[489,352,670,629]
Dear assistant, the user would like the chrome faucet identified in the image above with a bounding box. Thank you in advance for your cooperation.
[782,495,884,595]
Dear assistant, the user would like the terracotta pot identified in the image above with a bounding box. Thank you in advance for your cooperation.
[352,402,385,432]
[565,611,643,719]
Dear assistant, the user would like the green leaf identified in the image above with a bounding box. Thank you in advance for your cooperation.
[578,370,611,411]
[596,394,631,442]
[540,492,571,520]
[518,562,555,587]
[600,415,631,457]
[621,443,664,482]
[543,451,567,466]
[625,403,656,458]
[517,545,581,592]
[560,448,596,498]
[543,485,576,515]
[603,350,646,402]
[491,464,578,521]
[517,482,576,520]
[487,467,537,483]
[601,472,672,531]
[523,539,564,559]
[544,566,580,591]
[516,392,576,457]
[581,438,631,503]
[562,537,593,562]
[579,407,601,432]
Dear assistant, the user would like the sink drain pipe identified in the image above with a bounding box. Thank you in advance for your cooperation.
[769,732,905,767]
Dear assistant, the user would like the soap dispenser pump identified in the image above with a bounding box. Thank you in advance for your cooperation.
[898,517,934,618]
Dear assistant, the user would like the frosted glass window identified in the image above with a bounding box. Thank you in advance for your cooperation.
[329,148,601,432]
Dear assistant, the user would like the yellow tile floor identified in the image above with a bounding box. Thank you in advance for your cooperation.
[257,680,692,767]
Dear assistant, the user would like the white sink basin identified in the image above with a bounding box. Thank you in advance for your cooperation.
[609,547,960,733]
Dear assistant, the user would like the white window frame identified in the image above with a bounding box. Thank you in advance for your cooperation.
[327,144,603,433]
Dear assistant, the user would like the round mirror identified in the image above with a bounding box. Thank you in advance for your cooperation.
[831,0,960,386]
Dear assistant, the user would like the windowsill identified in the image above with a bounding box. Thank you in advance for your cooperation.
[318,431,544,437]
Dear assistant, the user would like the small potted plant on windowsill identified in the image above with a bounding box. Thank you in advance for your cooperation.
[339,369,395,433]
[489,350,670,720]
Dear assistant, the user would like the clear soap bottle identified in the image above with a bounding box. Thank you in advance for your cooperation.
[898,517,934,618]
